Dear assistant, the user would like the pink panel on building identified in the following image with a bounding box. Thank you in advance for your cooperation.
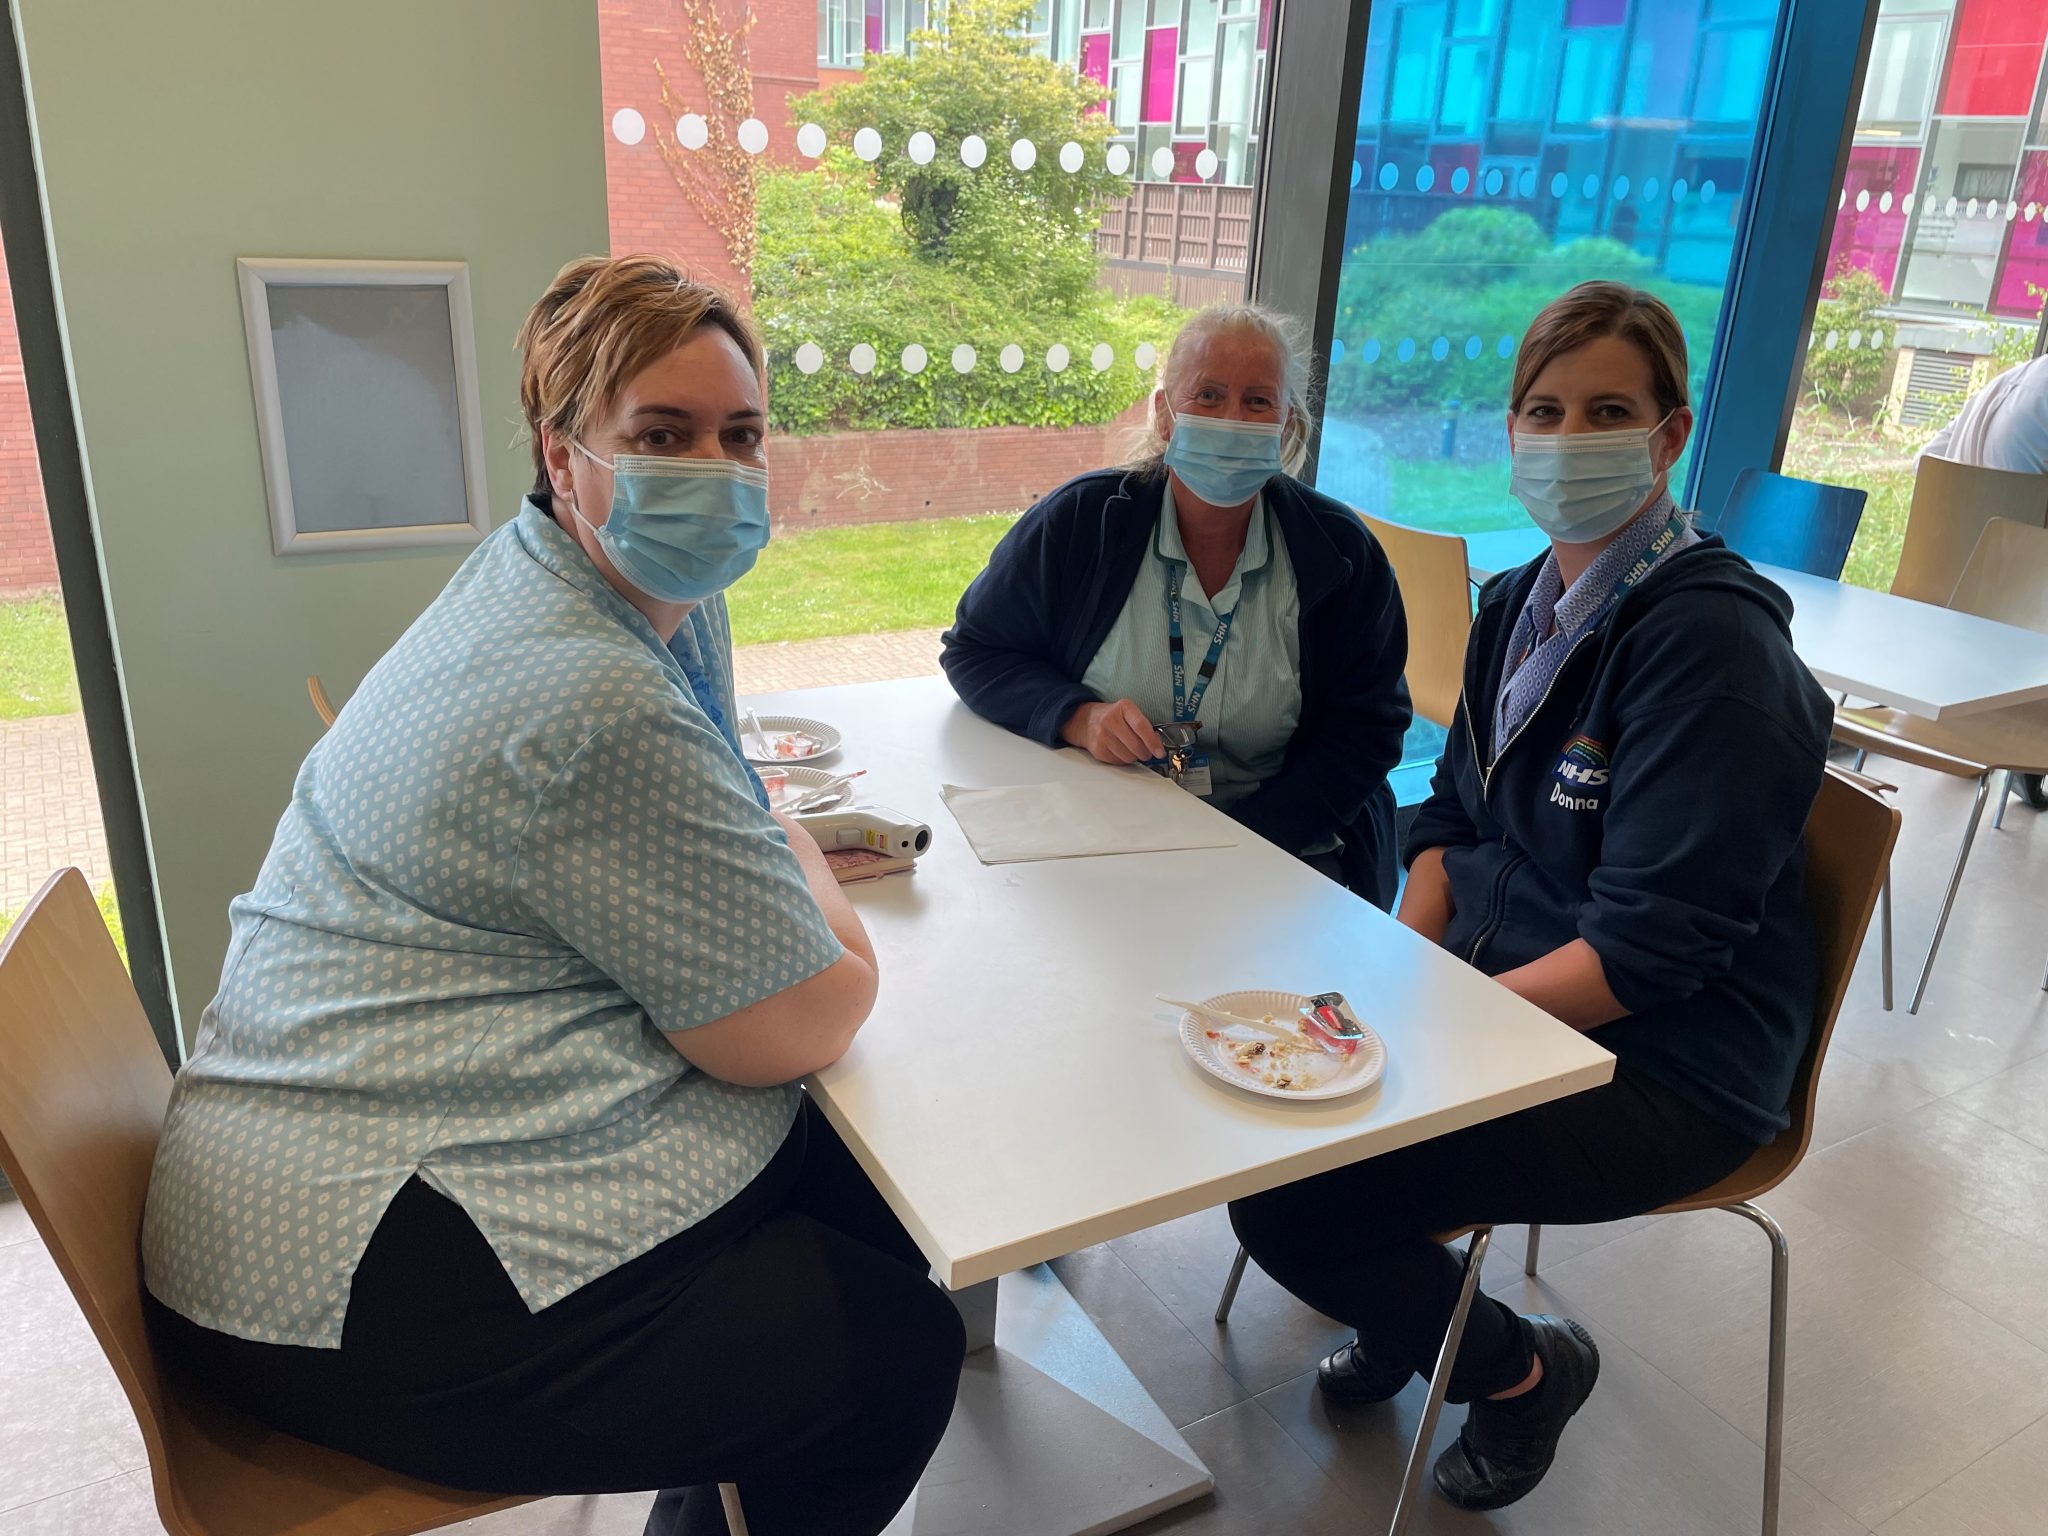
[865,0,883,53]
[1144,26,1177,123]
[1939,0,2048,118]
[1822,144,1921,296]
[1993,151,2048,319]
[1258,0,1272,49]
[1081,31,1110,86]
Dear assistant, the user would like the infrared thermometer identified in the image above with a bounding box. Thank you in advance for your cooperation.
[797,805,934,860]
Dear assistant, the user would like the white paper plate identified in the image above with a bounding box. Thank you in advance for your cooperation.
[1178,989,1387,1102]
[742,714,842,766]
[770,765,854,813]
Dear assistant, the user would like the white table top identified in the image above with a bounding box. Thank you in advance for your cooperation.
[1758,563,2048,720]
[749,676,1614,1289]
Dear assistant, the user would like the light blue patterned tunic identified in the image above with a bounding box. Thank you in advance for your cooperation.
[141,500,843,1348]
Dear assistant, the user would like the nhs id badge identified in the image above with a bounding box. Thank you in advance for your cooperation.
[1175,752,1214,798]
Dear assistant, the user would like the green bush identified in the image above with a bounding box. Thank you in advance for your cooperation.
[1804,265,1894,416]
[1326,208,1724,418]
[754,162,1185,434]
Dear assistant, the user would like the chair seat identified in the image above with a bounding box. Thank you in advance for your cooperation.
[1833,699,2048,778]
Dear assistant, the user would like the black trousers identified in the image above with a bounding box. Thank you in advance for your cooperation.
[148,1099,966,1536]
[1227,1069,1753,1402]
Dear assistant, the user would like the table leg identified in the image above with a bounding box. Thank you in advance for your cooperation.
[884,1265,1213,1536]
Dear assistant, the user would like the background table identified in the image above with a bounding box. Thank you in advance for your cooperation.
[1759,562,2048,719]
[743,676,1615,1536]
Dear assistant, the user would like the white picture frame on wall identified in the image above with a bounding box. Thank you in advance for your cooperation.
[236,257,491,556]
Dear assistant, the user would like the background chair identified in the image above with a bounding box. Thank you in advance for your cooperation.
[1707,467,1867,580]
[309,675,339,727]
[1834,517,2048,1010]
[0,869,749,1536]
[1215,769,1899,1536]
[1357,511,1471,731]
[1890,455,2048,605]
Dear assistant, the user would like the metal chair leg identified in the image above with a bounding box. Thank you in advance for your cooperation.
[1994,770,2015,831]
[1850,747,1867,774]
[1216,1244,1250,1325]
[1388,1227,1493,1536]
[1880,867,1894,1012]
[1524,1222,1542,1277]
[1910,772,1993,1014]
[1725,1204,1789,1536]
[719,1483,749,1536]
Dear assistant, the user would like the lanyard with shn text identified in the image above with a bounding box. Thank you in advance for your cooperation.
[1513,513,1688,671]
[1167,562,1238,727]
[672,639,772,813]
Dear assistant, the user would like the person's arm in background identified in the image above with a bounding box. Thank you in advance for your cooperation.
[1396,702,1483,943]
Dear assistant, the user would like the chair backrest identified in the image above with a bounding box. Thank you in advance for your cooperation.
[0,869,526,1536]
[1947,517,2048,637]
[309,675,339,727]
[1893,455,2048,604]
[1667,769,1899,1211]
[1710,467,1868,580]
[1357,510,1471,729]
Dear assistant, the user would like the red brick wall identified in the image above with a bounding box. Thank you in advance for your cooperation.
[0,236,58,595]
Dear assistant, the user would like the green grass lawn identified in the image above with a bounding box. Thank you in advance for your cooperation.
[0,594,80,719]
[0,880,125,967]
[1781,425,1913,593]
[728,512,1021,646]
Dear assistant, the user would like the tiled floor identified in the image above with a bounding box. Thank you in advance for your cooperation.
[2,762,2043,1536]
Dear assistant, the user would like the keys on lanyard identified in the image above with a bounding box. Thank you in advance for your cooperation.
[1164,565,1236,793]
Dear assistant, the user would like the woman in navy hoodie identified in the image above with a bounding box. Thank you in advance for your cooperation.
[940,303,1411,905]
[1229,283,1831,1512]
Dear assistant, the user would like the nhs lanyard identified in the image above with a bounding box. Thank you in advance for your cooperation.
[1515,514,1688,667]
[1166,563,1238,725]
[670,631,771,813]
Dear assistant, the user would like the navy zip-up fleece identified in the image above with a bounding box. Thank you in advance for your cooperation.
[942,468,1411,906]
[1407,534,1833,1143]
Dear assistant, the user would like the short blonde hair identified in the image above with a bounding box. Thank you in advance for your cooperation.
[1510,281,1689,417]
[1129,301,1316,478]
[516,254,764,490]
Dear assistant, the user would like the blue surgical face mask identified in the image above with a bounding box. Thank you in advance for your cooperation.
[1162,410,1285,506]
[1509,414,1675,544]
[569,444,771,604]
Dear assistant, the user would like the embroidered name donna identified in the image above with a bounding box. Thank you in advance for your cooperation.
[1549,780,1603,811]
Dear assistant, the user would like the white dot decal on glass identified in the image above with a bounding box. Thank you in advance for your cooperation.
[1945,196,1959,217]
[961,134,988,168]
[1397,338,1416,362]
[1672,178,1689,203]
[1380,162,1398,191]
[853,126,883,162]
[901,344,928,374]
[1838,190,1847,211]
[1824,330,1840,350]
[1090,342,1114,371]
[1879,191,1893,213]
[1107,144,1131,175]
[1361,338,1381,364]
[1550,171,1569,199]
[794,342,824,375]
[1870,328,1884,350]
[611,108,647,146]
[1330,337,1346,364]
[795,122,826,158]
[1497,335,1515,359]
[1966,197,1980,218]
[908,130,936,165]
[737,117,770,155]
[1642,176,1660,202]
[849,343,877,375]
[1046,343,1071,373]
[1847,329,1863,350]
[1150,146,1175,178]
[951,344,976,373]
[2004,199,2018,221]
[1134,341,1159,370]
[999,344,1025,373]
[2029,203,2043,223]
[1613,174,1631,200]
[1431,336,1450,361]
[1451,167,1470,194]
[1701,179,1716,203]
[1059,141,1084,173]
[1417,165,1436,192]
[1581,173,1599,200]
[1196,148,1219,180]
[1518,168,1537,198]
[1855,189,1870,213]
[1902,192,1916,214]
[1351,160,1363,189]
[1465,335,1483,359]
[1011,138,1037,171]
[677,112,709,151]
[1485,168,1504,196]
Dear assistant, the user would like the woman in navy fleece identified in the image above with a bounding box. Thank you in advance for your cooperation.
[940,303,1411,905]
[1229,283,1831,1512]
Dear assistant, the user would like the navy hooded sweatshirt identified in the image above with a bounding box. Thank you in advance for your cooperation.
[941,467,1412,906]
[1408,533,1833,1144]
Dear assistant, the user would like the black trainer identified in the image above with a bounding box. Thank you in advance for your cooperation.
[1314,1338,1414,1404]
[1432,1315,1600,1511]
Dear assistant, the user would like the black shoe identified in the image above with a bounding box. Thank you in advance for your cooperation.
[1432,1316,1600,1511]
[1314,1338,1414,1403]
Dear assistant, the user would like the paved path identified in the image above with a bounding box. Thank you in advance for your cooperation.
[0,630,947,917]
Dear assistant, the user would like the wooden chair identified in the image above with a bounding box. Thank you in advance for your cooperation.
[0,869,751,1536]
[1214,769,1900,1536]
[1357,511,1472,730]
[1890,456,2048,605]
[1708,467,1867,581]
[309,675,339,728]
[1835,518,2048,1011]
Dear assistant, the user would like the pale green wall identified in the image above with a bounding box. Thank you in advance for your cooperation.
[18,1,608,1038]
